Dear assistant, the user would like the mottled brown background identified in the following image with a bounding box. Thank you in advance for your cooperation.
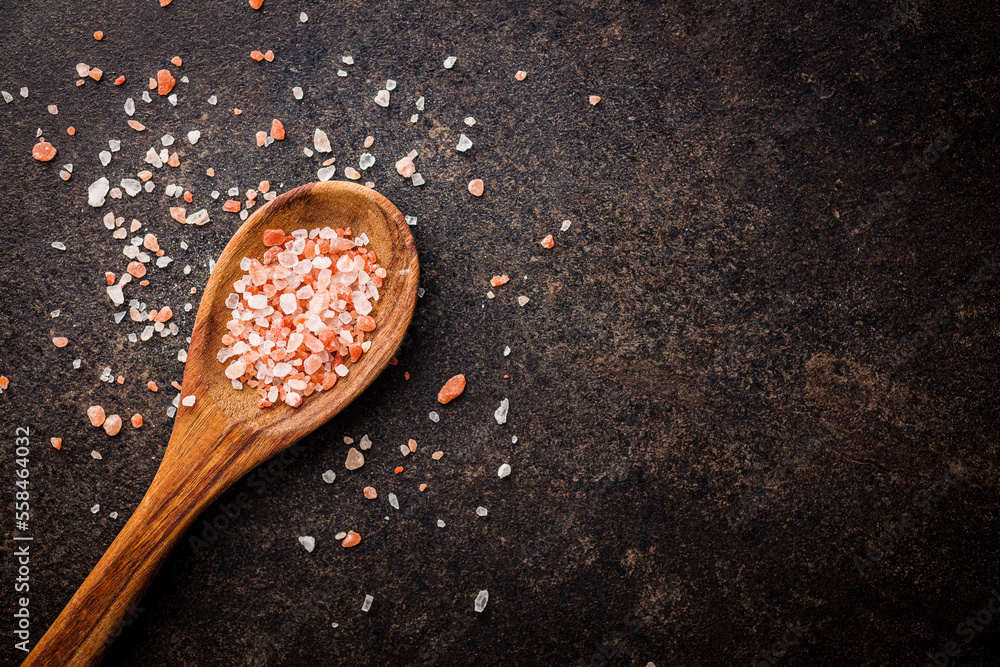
[1,0,999,665]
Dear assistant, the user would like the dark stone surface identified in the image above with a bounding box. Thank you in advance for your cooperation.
[1,0,999,665]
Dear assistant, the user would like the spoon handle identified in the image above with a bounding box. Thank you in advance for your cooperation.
[22,422,249,666]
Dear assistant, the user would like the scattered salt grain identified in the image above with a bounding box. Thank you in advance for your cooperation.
[561,219,572,231]
[322,470,336,483]
[91,450,102,460]
[498,463,511,478]
[313,128,331,152]
[292,86,303,100]
[475,589,489,612]
[19,87,28,98]
[362,595,373,612]
[504,346,511,356]
[161,134,175,147]
[494,398,509,424]
[337,69,347,77]
[456,134,473,152]
[99,150,112,166]
[415,96,425,111]
[437,519,446,528]
[374,89,390,107]
[411,173,425,186]
[464,116,476,126]
[399,444,410,457]
[386,79,397,91]
[388,493,399,510]
[181,395,196,406]
[405,215,417,226]
[359,434,372,450]
[298,536,315,552]
[317,166,335,181]
[2,91,11,103]
[187,130,201,144]
[345,447,364,470]
[344,167,360,180]
[207,95,218,105]
[91,504,100,514]
[359,153,375,170]
[124,98,135,116]
[476,507,488,517]
[517,295,530,307]
[88,177,110,207]
[429,411,440,423]
[342,55,354,65]
[299,11,308,22]
[443,56,457,69]
[51,241,66,251]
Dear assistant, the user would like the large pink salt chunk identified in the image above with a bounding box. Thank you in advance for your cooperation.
[304,354,323,374]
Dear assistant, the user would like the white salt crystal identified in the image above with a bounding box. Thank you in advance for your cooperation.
[411,173,425,186]
[73,359,82,369]
[124,98,135,116]
[476,507,488,517]
[517,296,530,307]
[386,79,396,91]
[91,450,102,459]
[186,209,209,226]
[337,69,347,77]
[298,536,315,552]
[475,589,489,612]
[88,177,110,207]
[109,140,121,152]
[161,134,175,147]
[443,56,457,69]
[313,128,331,152]
[456,134,473,152]
[415,96,425,111]
[144,147,163,168]
[181,395,196,407]
[144,181,154,192]
[1,91,11,103]
[187,130,201,144]
[494,398,509,424]
[405,215,417,226]
[504,346,511,356]
[429,411,440,423]
[110,512,118,519]
[362,595,373,612]
[167,94,177,106]
[399,444,410,457]
[19,87,27,98]
[374,90,390,107]
[299,11,308,22]
[121,179,141,196]
[51,310,60,318]
[437,519,446,528]
[177,349,188,362]
[486,291,495,299]
[141,91,152,103]
[207,95,218,105]
[359,434,371,450]
[359,153,375,170]
[389,493,399,510]
[51,241,66,251]
[341,55,354,65]
[317,166,335,181]
[335,364,349,377]
[91,504,100,514]
[292,86,303,100]
[561,219,572,231]
[410,114,419,123]
[498,463,511,478]
[321,470,336,484]
[181,76,188,83]
[465,116,476,126]
[99,150,112,166]
[107,285,124,305]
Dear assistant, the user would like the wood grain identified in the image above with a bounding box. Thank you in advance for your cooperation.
[22,181,419,666]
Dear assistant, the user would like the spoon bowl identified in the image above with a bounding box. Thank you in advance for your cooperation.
[23,181,418,666]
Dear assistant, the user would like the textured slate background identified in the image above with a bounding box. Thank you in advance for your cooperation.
[1,0,999,665]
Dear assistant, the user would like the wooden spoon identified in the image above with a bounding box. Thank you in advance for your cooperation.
[23,181,419,666]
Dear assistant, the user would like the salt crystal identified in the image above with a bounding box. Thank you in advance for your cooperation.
[181,76,189,83]
[188,130,201,144]
[465,116,476,126]
[317,166,335,181]
[429,411,440,423]
[88,177,110,207]
[292,86,303,100]
[299,11,308,22]
[411,173,425,186]
[109,140,121,152]
[1,91,11,103]
[142,91,152,103]
[73,359,82,369]
[124,98,135,116]
[19,87,27,98]
[388,493,399,510]
[416,96,425,111]
[486,291,495,299]
[561,219,572,231]
[298,536,315,552]
[91,504,100,514]
[517,296,530,307]
[359,434,371,450]
[494,398,509,424]
[337,70,347,77]
[362,594,373,612]
[121,179,141,196]
[386,79,396,91]
[456,134,473,152]
[181,395,195,406]
[161,134,175,147]
[437,519,446,528]
[91,450,102,460]
[504,346,511,356]
[341,55,354,65]
[207,95,218,105]
[405,215,417,226]
[177,349,188,362]
[144,181,154,192]
[498,463,511,478]
[186,209,209,226]
[443,56,457,69]
[344,167,360,180]
[313,128,331,152]
[51,310,60,318]
[475,589,489,612]
[51,241,66,251]
[322,470,336,483]
[410,114,419,123]
[107,285,124,305]
[99,150,112,166]
[168,94,177,106]
[145,147,163,168]
[374,90,390,107]
[345,447,364,470]
[359,153,375,170]
[110,512,118,519]
[476,507,488,517]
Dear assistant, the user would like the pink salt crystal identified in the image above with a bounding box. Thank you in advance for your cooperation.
[103,414,122,436]
[87,405,106,427]
[395,156,416,178]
